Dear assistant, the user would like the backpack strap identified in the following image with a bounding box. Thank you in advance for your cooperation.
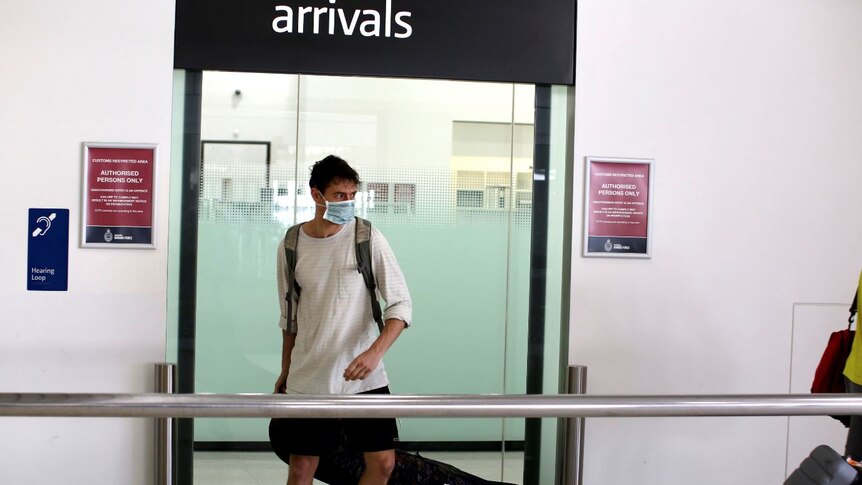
[355,217,384,332]
[851,287,858,326]
[283,223,303,334]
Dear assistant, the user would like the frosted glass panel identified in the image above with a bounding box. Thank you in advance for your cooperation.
[193,72,301,444]
[294,76,533,447]
[179,71,542,483]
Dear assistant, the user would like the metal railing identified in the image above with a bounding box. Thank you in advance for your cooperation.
[3,392,862,418]
[3,362,861,485]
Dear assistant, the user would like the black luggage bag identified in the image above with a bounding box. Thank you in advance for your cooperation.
[269,418,516,485]
[784,445,858,485]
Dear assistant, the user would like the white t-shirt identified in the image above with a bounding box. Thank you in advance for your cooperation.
[276,218,412,394]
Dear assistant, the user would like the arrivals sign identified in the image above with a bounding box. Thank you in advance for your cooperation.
[583,157,654,258]
[81,143,157,248]
[174,0,576,85]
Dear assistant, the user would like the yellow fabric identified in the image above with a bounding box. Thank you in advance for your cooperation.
[843,270,862,384]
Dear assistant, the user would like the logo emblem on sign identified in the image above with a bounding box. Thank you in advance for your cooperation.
[604,239,613,252]
[104,229,113,242]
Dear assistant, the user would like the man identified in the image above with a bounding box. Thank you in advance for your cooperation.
[274,155,412,485]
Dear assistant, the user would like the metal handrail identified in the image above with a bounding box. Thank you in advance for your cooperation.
[2,393,862,418]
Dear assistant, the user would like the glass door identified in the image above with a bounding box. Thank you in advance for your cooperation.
[168,71,569,485]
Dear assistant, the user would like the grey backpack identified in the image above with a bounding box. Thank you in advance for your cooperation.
[282,217,384,331]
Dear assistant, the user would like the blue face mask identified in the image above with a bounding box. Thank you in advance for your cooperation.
[320,198,355,225]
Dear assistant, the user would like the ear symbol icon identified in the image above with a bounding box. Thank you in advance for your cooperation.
[32,213,57,237]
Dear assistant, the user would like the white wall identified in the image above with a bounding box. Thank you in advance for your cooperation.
[8,0,862,482]
[0,2,175,484]
[572,1,862,484]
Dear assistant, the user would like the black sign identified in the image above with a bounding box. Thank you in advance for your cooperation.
[174,0,575,85]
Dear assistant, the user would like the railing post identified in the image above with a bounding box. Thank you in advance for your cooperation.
[563,365,587,485]
[155,363,177,485]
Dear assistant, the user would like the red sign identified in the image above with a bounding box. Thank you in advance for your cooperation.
[584,158,652,256]
[82,144,156,247]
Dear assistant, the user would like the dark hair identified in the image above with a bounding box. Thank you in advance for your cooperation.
[308,155,361,193]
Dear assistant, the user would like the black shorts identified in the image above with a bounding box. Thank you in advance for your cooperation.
[269,386,399,459]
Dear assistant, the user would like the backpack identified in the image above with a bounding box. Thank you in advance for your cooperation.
[283,216,384,332]
[810,285,859,427]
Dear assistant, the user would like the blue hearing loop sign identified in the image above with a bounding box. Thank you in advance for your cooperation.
[27,208,69,291]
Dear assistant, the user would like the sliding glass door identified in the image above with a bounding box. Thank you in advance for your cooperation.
[168,71,572,484]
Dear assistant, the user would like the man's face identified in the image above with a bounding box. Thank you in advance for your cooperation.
[317,178,357,203]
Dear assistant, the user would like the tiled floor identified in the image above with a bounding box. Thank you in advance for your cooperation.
[194,451,524,484]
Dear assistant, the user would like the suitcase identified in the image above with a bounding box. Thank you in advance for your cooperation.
[785,445,859,485]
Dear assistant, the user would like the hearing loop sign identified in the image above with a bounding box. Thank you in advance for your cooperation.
[27,208,69,291]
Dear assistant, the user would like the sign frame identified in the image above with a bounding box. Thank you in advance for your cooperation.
[81,142,158,249]
[582,156,655,259]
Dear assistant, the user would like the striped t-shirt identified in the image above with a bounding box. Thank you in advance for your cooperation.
[276,218,412,394]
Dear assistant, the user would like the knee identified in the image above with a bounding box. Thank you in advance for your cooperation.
[288,455,319,482]
[364,451,395,478]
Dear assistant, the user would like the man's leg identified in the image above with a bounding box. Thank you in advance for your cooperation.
[287,454,320,485]
[359,449,395,485]
[347,387,399,484]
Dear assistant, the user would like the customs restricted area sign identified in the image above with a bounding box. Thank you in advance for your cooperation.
[583,157,654,258]
[81,143,157,248]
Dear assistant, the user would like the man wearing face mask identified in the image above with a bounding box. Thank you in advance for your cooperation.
[273,155,412,485]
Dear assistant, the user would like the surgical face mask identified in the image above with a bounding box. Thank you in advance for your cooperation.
[323,199,355,225]
[315,190,355,225]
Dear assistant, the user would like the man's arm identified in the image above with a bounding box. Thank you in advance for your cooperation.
[343,318,406,381]
[274,330,296,393]
[342,227,412,381]
[370,228,412,328]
